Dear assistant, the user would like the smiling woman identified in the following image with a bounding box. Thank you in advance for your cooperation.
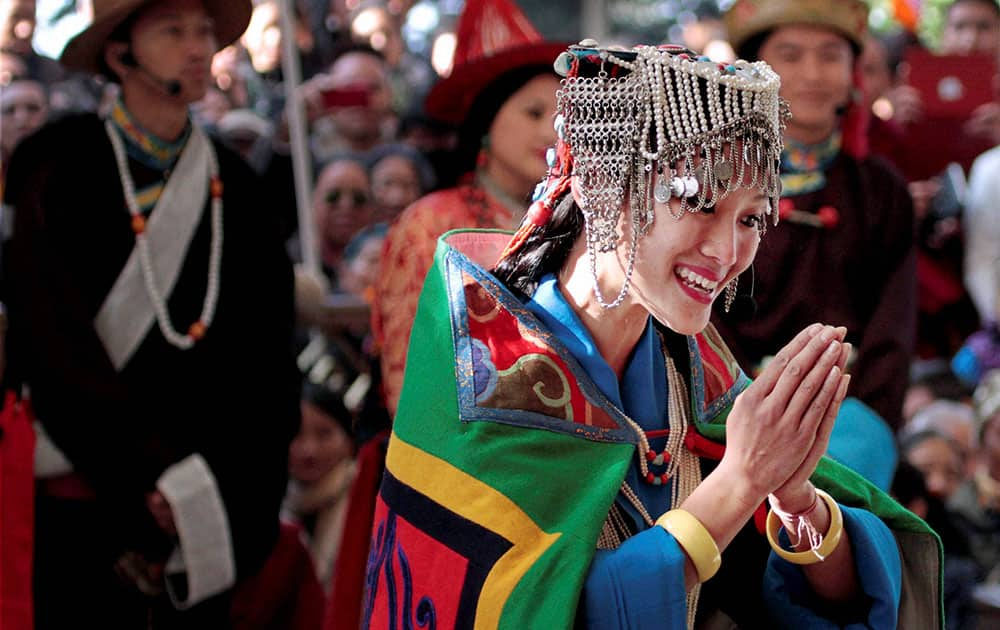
[365,41,944,629]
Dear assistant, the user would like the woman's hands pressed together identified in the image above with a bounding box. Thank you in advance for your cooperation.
[721,323,850,507]
[678,323,854,592]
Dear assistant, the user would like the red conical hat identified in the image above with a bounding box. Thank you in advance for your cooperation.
[424,0,566,125]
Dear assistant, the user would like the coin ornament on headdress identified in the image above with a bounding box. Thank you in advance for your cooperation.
[542,41,788,308]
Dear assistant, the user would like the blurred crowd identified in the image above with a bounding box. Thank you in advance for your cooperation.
[5,0,1000,628]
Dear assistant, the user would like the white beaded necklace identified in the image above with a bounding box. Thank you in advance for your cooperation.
[105,120,223,350]
[604,350,704,628]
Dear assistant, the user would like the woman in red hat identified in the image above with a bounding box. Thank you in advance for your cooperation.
[371,0,566,416]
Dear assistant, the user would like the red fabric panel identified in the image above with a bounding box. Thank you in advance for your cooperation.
[325,431,389,630]
[0,393,35,630]
[230,520,326,630]
[366,499,466,628]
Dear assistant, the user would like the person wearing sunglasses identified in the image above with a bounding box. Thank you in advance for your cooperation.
[311,154,373,284]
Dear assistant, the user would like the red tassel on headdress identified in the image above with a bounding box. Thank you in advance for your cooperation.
[495,174,571,264]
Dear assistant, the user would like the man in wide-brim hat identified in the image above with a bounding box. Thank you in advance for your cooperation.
[716,0,920,507]
[3,0,301,627]
[61,0,249,74]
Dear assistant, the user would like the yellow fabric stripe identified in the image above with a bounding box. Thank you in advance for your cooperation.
[386,434,560,630]
[779,171,824,195]
[134,184,164,212]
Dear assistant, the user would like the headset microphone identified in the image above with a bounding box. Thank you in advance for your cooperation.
[730,295,758,321]
[119,51,182,97]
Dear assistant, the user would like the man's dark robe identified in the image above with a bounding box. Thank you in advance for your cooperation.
[2,113,301,625]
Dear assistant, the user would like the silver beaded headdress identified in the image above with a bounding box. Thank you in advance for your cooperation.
[530,42,788,307]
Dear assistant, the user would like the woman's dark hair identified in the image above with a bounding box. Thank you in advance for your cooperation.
[452,64,556,178]
[364,142,437,192]
[301,380,354,438]
[313,150,368,185]
[492,192,583,297]
[899,428,966,464]
[329,42,386,67]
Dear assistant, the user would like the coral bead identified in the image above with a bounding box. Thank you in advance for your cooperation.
[188,321,207,341]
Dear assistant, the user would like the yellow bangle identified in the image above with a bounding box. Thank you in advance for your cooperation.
[766,488,844,565]
[656,509,721,582]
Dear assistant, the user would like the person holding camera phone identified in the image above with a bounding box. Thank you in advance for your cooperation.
[889,0,1000,360]
[2,0,300,626]
[305,45,395,161]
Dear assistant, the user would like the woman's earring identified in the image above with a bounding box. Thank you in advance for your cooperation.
[723,276,738,313]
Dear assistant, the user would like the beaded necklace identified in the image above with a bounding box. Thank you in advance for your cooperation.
[105,120,224,349]
[624,351,703,492]
[588,346,704,627]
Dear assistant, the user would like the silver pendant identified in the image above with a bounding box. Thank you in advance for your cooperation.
[654,178,671,203]
[670,176,699,198]
[714,159,733,181]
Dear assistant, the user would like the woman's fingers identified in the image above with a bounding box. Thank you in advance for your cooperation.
[800,373,850,477]
[783,339,843,426]
[752,323,824,396]
[767,326,840,411]
[773,372,851,496]
[837,341,851,373]
[724,324,851,496]
[804,369,847,461]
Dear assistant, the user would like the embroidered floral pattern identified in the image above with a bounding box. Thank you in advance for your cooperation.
[461,276,619,429]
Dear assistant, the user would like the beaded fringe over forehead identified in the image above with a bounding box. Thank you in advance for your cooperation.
[552,44,787,254]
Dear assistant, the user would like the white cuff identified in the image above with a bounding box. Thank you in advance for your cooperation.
[156,454,235,609]
[33,420,73,477]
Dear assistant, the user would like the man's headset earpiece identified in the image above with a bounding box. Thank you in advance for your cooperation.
[117,49,182,96]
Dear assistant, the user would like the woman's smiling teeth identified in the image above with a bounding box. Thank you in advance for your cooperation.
[675,267,719,294]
